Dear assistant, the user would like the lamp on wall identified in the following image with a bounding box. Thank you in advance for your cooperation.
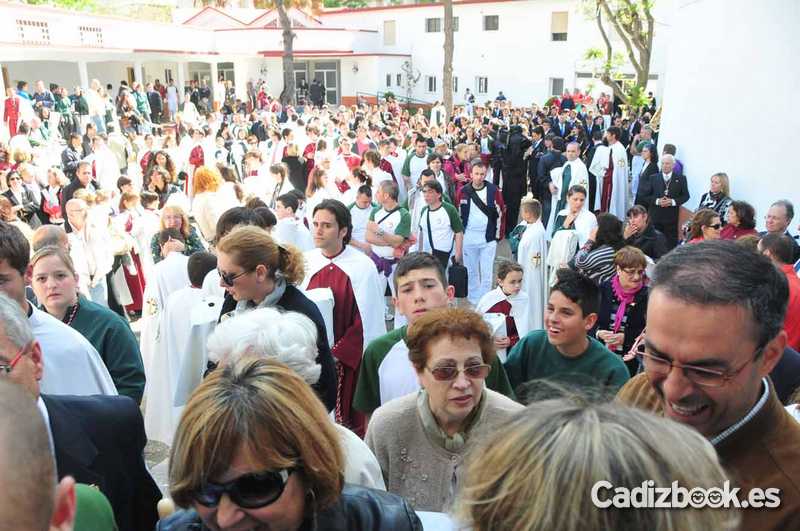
[352,64,359,75]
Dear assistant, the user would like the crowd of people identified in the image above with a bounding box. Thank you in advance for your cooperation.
[1,74,799,531]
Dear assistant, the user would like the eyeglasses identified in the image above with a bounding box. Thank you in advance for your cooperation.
[0,347,26,375]
[620,268,645,277]
[194,469,294,509]
[218,268,254,287]
[425,363,491,381]
[630,332,762,388]
[707,223,722,230]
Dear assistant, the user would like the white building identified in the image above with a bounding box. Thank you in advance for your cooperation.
[0,0,669,109]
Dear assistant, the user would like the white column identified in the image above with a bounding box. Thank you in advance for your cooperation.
[233,60,248,101]
[210,61,219,104]
[77,60,89,89]
[176,61,187,103]
[134,61,144,84]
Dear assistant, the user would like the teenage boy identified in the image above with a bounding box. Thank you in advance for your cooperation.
[353,252,514,417]
[504,268,629,396]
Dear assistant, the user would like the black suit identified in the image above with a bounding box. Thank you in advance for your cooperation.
[3,187,42,228]
[42,394,161,531]
[537,150,567,229]
[635,172,690,249]
[551,120,572,139]
[527,139,546,195]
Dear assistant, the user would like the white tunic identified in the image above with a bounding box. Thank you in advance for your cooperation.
[517,220,549,331]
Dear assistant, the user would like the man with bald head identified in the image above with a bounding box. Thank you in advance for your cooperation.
[32,224,69,252]
[634,152,690,250]
[65,198,113,306]
[0,293,160,531]
[0,380,76,531]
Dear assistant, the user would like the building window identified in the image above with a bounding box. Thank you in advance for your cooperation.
[396,74,402,86]
[425,18,442,33]
[551,11,568,41]
[452,17,459,31]
[483,15,499,31]
[476,76,488,94]
[426,75,437,93]
[550,77,565,96]
[383,20,396,45]
[453,76,458,93]
[79,26,103,47]
[386,74,392,87]
[16,19,50,45]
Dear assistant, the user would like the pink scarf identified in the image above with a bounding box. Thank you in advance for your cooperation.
[611,275,643,333]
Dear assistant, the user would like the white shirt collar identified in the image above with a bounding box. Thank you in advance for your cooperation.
[663,172,672,180]
[37,396,55,456]
[710,378,770,446]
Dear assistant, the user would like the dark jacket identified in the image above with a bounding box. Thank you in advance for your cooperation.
[42,394,161,531]
[634,172,690,224]
[593,280,649,357]
[147,90,163,114]
[218,285,337,412]
[772,347,800,405]
[61,145,82,179]
[157,485,422,530]
[3,186,42,228]
[625,221,668,261]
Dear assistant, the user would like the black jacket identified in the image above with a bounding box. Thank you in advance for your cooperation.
[593,281,649,356]
[634,172,690,224]
[3,187,42,228]
[536,150,566,192]
[624,222,668,261]
[156,485,423,531]
[42,394,161,531]
[218,285,337,411]
[61,145,82,179]
[772,347,800,405]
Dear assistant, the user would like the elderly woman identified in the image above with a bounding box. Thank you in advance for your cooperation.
[592,246,649,376]
[158,357,422,531]
[207,306,385,491]
[191,165,240,242]
[29,245,145,403]
[215,225,336,411]
[150,205,205,263]
[454,400,738,531]
[696,172,732,221]
[2,170,41,229]
[720,200,758,240]
[686,208,722,244]
[365,307,523,512]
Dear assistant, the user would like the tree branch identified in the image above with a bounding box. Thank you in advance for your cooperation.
[595,2,628,103]
[599,0,643,78]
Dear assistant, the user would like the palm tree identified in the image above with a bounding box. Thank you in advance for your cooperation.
[255,0,322,105]
[441,0,454,121]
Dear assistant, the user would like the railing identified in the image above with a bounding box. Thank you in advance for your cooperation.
[356,91,432,106]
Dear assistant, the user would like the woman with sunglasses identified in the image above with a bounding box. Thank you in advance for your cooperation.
[365,307,523,512]
[160,356,422,531]
[593,246,650,377]
[215,225,337,412]
[686,208,722,244]
[2,170,42,229]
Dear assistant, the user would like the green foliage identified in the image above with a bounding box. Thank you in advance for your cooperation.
[323,0,368,7]
[623,84,651,110]
[383,91,396,101]
[25,0,97,10]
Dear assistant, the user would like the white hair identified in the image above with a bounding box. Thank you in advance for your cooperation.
[207,307,322,385]
[0,293,33,349]
[661,153,675,164]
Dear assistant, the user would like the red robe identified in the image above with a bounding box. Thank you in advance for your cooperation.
[4,97,20,138]
[600,150,614,213]
[341,152,362,172]
[486,299,520,349]
[303,142,316,178]
[306,258,367,436]
[122,214,146,313]
[379,158,398,184]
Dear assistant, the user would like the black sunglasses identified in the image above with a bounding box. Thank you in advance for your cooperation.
[194,469,294,509]
[218,267,254,287]
[707,223,722,230]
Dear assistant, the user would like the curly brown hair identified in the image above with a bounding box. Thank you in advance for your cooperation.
[406,307,496,372]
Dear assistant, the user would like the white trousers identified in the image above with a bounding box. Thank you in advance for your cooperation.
[463,240,497,305]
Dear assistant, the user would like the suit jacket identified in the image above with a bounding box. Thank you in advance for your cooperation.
[3,187,42,228]
[42,394,161,531]
[551,120,572,139]
[635,172,690,223]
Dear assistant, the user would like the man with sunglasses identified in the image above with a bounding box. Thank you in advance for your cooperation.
[0,293,161,531]
[353,252,513,418]
[618,241,800,531]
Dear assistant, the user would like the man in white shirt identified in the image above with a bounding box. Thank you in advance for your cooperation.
[65,198,113,307]
[348,187,376,255]
[273,192,314,251]
[417,180,463,273]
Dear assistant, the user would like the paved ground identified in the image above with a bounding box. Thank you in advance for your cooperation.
[140,240,513,495]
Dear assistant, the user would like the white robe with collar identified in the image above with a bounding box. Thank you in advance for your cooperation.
[547,158,590,231]
[517,220,549,331]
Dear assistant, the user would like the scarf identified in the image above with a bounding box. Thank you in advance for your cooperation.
[235,273,287,314]
[416,388,487,453]
[611,274,642,333]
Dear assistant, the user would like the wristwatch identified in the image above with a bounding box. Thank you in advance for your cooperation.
[377,227,385,237]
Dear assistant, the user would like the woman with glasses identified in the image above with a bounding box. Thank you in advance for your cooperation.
[2,170,41,229]
[686,208,722,244]
[215,225,337,412]
[365,307,523,512]
[159,357,422,531]
[593,246,649,376]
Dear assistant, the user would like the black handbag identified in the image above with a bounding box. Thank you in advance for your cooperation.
[447,256,468,298]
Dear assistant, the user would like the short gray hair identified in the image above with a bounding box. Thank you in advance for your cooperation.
[0,293,33,349]
[207,307,321,385]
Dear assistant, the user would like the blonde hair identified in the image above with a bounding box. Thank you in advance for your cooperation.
[30,245,77,276]
[168,357,344,509]
[711,172,730,197]
[160,205,191,239]
[455,399,738,531]
[216,225,305,285]
[72,188,96,205]
[192,165,223,196]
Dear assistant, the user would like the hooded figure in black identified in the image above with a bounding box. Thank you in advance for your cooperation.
[499,125,531,236]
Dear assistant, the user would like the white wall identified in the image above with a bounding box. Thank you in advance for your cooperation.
[658,0,800,231]
[87,62,132,87]
[5,61,81,89]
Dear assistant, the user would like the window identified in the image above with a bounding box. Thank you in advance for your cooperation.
[386,74,392,87]
[396,74,402,86]
[453,76,458,93]
[551,11,568,41]
[425,18,442,33]
[383,20,396,45]
[16,19,50,45]
[550,77,565,96]
[79,26,103,47]
[483,15,499,31]
[476,76,488,94]
[426,75,437,93]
